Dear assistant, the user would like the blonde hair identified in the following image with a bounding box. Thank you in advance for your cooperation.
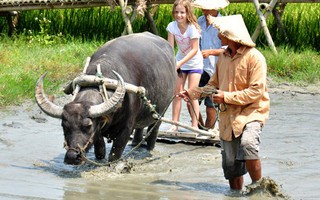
[172,0,201,33]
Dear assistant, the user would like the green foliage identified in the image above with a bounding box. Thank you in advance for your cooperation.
[0,3,320,106]
[220,3,320,51]
[16,8,126,42]
[0,36,318,106]
[280,3,320,51]
[1,3,318,50]
[260,47,320,84]
[23,14,66,45]
[0,38,101,106]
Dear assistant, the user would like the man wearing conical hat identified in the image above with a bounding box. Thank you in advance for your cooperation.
[179,14,270,191]
[188,0,229,132]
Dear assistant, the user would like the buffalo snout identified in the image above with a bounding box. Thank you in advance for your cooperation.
[64,150,84,165]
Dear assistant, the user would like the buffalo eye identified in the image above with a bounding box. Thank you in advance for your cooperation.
[82,118,93,128]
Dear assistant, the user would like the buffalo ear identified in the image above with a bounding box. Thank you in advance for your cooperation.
[83,118,93,127]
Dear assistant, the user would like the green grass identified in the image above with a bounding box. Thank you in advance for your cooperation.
[0,36,319,107]
[261,47,320,85]
[0,37,102,106]
[0,3,320,106]
[1,3,319,50]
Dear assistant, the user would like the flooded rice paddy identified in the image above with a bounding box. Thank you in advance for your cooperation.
[0,90,319,199]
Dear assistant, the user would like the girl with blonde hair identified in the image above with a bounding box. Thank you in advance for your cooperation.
[166,0,203,131]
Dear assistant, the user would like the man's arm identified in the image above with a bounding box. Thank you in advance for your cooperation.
[201,48,225,58]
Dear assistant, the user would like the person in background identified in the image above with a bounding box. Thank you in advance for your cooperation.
[191,0,229,131]
[179,14,270,191]
[166,0,203,132]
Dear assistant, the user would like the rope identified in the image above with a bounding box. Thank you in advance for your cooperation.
[71,94,175,167]
[120,94,176,160]
[188,89,227,130]
[67,71,225,166]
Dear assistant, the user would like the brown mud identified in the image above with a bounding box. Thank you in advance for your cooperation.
[1,83,319,199]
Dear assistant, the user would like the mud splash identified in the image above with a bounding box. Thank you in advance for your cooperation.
[1,91,320,199]
[243,177,289,199]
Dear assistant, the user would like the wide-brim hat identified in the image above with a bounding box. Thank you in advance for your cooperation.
[210,14,256,47]
[192,0,230,10]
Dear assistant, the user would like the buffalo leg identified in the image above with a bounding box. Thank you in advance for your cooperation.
[145,122,161,150]
[108,128,132,162]
[131,128,143,147]
[94,135,106,159]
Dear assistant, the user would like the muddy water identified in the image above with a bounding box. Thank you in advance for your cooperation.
[0,92,319,199]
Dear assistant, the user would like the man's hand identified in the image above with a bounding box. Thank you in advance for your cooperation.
[201,49,212,59]
[213,90,224,104]
[176,90,190,102]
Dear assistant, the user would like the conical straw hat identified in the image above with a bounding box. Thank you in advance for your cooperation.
[210,14,256,47]
[192,0,230,10]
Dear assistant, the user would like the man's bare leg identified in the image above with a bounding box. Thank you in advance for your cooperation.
[205,106,217,128]
[246,159,262,182]
[229,176,243,190]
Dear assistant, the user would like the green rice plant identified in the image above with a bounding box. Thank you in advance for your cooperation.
[153,5,173,38]
[0,35,319,106]
[224,3,320,51]
[280,3,320,51]
[6,3,319,50]
[17,7,126,41]
[260,47,320,84]
[0,37,102,106]
[1,3,320,106]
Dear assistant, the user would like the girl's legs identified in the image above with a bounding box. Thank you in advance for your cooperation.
[169,74,187,131]
[187,72,202,128]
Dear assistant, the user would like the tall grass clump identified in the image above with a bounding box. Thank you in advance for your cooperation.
[0,36,102,106]
[261,47,320,84]
[153,5,173,38]
[225,3,320,51]
[0,3,320,106]
[280,3,320,51]
[17,7,126,41]
[3,3,319,50]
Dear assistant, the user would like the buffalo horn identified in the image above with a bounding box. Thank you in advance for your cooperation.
[35,72,63,118]
[88,70,126,118]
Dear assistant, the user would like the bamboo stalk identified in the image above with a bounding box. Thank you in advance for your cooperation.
[252,0,277,53]
[119,0,133,35]
[251,0,278,42]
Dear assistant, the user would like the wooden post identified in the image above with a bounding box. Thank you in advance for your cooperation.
[119,0,134,35]
[273,3,288,42]
[144,4,159,35]
[252,0,277,53]
[251,0,278,42]
[0,11,18,36]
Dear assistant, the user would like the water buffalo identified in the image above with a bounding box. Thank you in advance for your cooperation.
[35,32,176,165]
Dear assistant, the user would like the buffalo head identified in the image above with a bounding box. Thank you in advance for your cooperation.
[35,71,126,165]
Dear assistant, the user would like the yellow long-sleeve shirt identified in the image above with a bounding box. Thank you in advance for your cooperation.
[187,46,270,141]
